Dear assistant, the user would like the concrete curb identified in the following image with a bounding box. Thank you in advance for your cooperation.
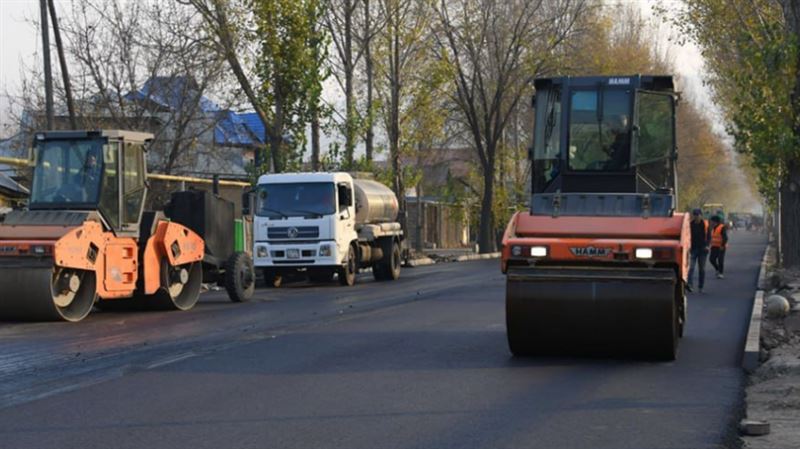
[743,246,771,373]
[406,257,436,267]
[454,252,501,262]
[406,252,501,267]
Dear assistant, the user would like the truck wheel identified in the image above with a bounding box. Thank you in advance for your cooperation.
[225,252,255,302]
[385,241,401,280]
[338,245,356,286]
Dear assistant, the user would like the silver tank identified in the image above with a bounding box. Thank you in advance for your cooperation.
[353,179,399,224]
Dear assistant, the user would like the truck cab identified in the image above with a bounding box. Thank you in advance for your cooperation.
[252,172,403,286]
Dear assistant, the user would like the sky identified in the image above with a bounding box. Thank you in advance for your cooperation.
[0,0,44,136]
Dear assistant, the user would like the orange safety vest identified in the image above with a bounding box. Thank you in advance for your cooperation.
[711,224,725,248]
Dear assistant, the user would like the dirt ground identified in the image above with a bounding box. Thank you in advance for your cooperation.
[742,265,800,449]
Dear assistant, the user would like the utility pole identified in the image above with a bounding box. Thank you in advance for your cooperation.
[48,0,76,129]
[39,0,54,129]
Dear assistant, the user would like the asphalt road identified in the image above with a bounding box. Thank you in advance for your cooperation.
[0,231,766,449]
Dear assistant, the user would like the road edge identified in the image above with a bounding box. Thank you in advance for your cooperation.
[743,244,770,372]
[407,252,501,267]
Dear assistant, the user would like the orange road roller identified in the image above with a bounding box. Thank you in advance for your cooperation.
[501,75,690,360]
[0,130,205,322]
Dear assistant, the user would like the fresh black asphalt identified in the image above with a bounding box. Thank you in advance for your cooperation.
[0,232,766,448]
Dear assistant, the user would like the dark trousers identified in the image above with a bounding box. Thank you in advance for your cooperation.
[688,247,707,289]
[710,247,725,274]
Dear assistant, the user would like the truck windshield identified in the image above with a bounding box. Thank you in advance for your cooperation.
[255,182,336,218]
[568,89,631,171]
[30,138,105,206]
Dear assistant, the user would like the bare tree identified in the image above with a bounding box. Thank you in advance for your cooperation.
[433,0,587,252]
[4,1,243,177]
[182,0,274,171]
[324,0,367,168]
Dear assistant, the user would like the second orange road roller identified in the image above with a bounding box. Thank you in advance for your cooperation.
[0,130,208,322]
[501,75,690,360]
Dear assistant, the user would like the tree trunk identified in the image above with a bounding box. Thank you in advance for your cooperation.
[416,183,425,251]
[271,79,284,173]
[47,0,76,129]
[478,165,495,254]
[781,0,800,267]
[344,0,355,169]
[390,3,405,236]
[363,0,374,163]
[311,108,320,171]
[40,0,54,129]
[780,161,800,266]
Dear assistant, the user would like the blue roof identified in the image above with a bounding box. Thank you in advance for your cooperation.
[125,76,266,147]
[126,76,220,113]
[215,111,261,146]
[238,112,267,143]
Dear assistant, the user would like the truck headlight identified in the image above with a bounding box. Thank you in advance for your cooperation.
[256,245,268,258]
[635,248,653,259]
[530,246,548,257]
[511,245,522,257]
[319,244,331,257]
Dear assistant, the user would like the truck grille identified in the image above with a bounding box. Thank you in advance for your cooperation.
[267,226,319,239]
[270,250,318,258]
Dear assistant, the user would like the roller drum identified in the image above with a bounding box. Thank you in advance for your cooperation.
[0,267,96,322]
[505,267,678,359]
[146,261,203,311]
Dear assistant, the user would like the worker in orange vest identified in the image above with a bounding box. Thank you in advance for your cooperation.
[687,208,710,293]
[709,215,728,279]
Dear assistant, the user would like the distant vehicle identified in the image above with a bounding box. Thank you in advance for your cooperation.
[252,172,404,286]
[501,75,688,360]
[702,203,724,220]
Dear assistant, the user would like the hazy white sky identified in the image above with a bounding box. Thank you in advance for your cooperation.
[0,0,712,135]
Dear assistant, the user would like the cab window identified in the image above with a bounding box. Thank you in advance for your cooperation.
[568,89,631,171]
[122,143,146,225]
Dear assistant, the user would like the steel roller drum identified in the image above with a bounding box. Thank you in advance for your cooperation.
[0,267,96,322]
[505,266,678,358]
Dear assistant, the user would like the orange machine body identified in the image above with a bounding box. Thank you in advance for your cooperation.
[501,212,690,280]
[0,219,204,299]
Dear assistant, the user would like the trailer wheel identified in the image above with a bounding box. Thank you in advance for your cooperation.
[338,245,357,286]
[225,252,255,302]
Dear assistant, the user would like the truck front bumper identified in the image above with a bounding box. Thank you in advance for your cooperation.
[253,241,341,267]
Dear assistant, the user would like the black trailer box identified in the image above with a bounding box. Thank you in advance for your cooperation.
[166,190,234,263]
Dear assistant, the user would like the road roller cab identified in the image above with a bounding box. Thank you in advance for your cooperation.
[501,75,690,359]
[0,130,205,322]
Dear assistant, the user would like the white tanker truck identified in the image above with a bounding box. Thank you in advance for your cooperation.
[251,172,403,286]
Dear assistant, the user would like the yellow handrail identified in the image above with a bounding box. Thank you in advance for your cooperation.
[147,173,250,187]
[0,156,250,188]
[0,156,29,167]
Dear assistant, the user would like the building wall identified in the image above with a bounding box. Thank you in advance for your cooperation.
[406,199,469,250]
